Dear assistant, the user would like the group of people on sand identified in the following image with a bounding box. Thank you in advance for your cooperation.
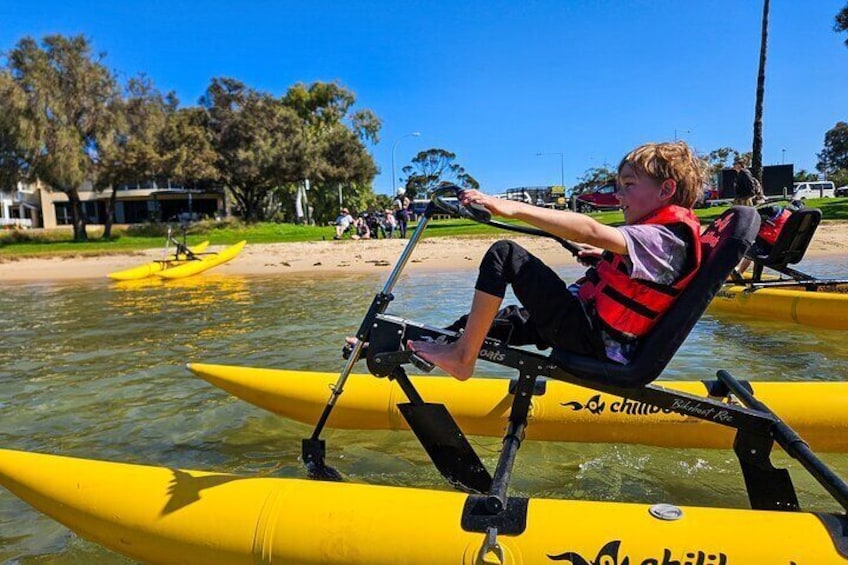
[333,190,412,240]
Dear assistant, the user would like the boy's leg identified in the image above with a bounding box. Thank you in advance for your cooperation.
[409,290,503,381]
[410,240,603,380]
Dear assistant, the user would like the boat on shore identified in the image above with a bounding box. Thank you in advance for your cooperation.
[187,362,848,452]
[2,448,846,565]
[107,241,210,280]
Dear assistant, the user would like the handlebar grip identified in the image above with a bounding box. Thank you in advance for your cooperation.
[460,201,492,222]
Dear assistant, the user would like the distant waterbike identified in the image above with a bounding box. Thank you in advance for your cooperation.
[108,224,246,280]
[708,206,848,330]
[107,240,210,280]
[7,188,848,564]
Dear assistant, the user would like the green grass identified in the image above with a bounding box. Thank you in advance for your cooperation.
[2,198,847,259]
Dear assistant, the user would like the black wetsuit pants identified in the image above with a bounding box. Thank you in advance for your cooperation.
[444,240,606,358]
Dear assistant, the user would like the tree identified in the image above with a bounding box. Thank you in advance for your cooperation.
[705,147,742,177]
[836,4,848,47]
[751,0,770,183]
[794,169,819,182]
[817,122,848,174]
[201,78,308,222]
[97,75,170,238]
[0,69,33,190]
[159,106,219,190]
[280,81,381,223]
[400,148,479,200]
[571,166,615,195]
[1,35,120,241]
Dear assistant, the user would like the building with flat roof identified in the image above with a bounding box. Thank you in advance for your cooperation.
[1,179,225,229]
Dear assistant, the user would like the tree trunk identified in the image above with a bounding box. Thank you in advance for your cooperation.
[102,185,117,239]
[751,0,769,182]
[67,189,88,242]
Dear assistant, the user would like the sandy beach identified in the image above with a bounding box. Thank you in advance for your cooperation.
[1,221,847,282]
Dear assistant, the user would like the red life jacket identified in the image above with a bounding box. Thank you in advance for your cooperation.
[577,205,702,341]
[757,208,791,246]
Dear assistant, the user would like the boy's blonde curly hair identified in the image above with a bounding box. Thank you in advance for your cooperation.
[618,141,707,209]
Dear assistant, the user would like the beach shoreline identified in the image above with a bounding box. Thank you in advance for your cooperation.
[2,221,848,283]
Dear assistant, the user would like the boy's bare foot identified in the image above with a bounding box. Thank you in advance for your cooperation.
[407,339,476,381]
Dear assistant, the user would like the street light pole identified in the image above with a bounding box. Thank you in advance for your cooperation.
[391,131,421,195]
[537,152,570,210]
[781,148,786,165]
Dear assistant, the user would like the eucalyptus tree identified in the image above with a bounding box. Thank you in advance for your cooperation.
[571,166,615,195]
[751,0,770,182]
[97,75,170,237]
[159,106,218,190]
[281,81,381,223]
[400,148,479,201]
[0,69,33,191]
[201,78,308,222]
[705,147,742,177]
[817,121,848,187]
[1,35,120,241]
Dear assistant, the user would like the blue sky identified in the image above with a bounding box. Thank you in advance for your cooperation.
[2,1,847,194]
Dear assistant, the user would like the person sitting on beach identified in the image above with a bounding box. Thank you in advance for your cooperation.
[351,215,371,240]
[365,211,383,239]
[334,208,354,239]
[406,141,707,381]
[382,209,397,239]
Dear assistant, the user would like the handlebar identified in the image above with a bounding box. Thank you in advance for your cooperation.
[429,185,588,260]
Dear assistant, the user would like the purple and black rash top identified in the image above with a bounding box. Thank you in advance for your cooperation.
[569,223,689,364]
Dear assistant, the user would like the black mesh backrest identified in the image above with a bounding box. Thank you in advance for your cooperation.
[748,208,821,267]
[550,206,760,388]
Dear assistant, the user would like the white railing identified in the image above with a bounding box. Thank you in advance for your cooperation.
[0,218,33,228]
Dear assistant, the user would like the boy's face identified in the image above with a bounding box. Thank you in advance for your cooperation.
[616,163,673,224]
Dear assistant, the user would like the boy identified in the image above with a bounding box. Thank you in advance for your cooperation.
[409,141,707,380]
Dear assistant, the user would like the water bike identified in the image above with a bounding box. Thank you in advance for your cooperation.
[5,187,848,564]
[293,186,848,556]
[709,204,848,329]
[108,224,246,281]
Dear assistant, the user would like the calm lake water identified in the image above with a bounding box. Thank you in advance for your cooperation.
[2,257,848,563]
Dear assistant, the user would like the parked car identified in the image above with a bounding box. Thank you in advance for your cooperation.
[836,185,848,197]
[792,181,835,199]
[575,183,619,212]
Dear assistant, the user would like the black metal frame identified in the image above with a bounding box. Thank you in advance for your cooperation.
[365,314,848,523]
[165,224,199,261]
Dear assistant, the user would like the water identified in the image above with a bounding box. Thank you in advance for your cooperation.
[2,258,848,563]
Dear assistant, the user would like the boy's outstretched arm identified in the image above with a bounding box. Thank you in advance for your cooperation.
[460,190,627,255]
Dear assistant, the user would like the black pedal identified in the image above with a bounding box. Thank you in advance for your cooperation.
[409,353,435,373]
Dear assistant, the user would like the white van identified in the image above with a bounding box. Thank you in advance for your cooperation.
[793,181,835,199]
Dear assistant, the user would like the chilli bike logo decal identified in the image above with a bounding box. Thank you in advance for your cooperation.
[561,394,674,417]
[547,539,734,565]
[560,395,736,425]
